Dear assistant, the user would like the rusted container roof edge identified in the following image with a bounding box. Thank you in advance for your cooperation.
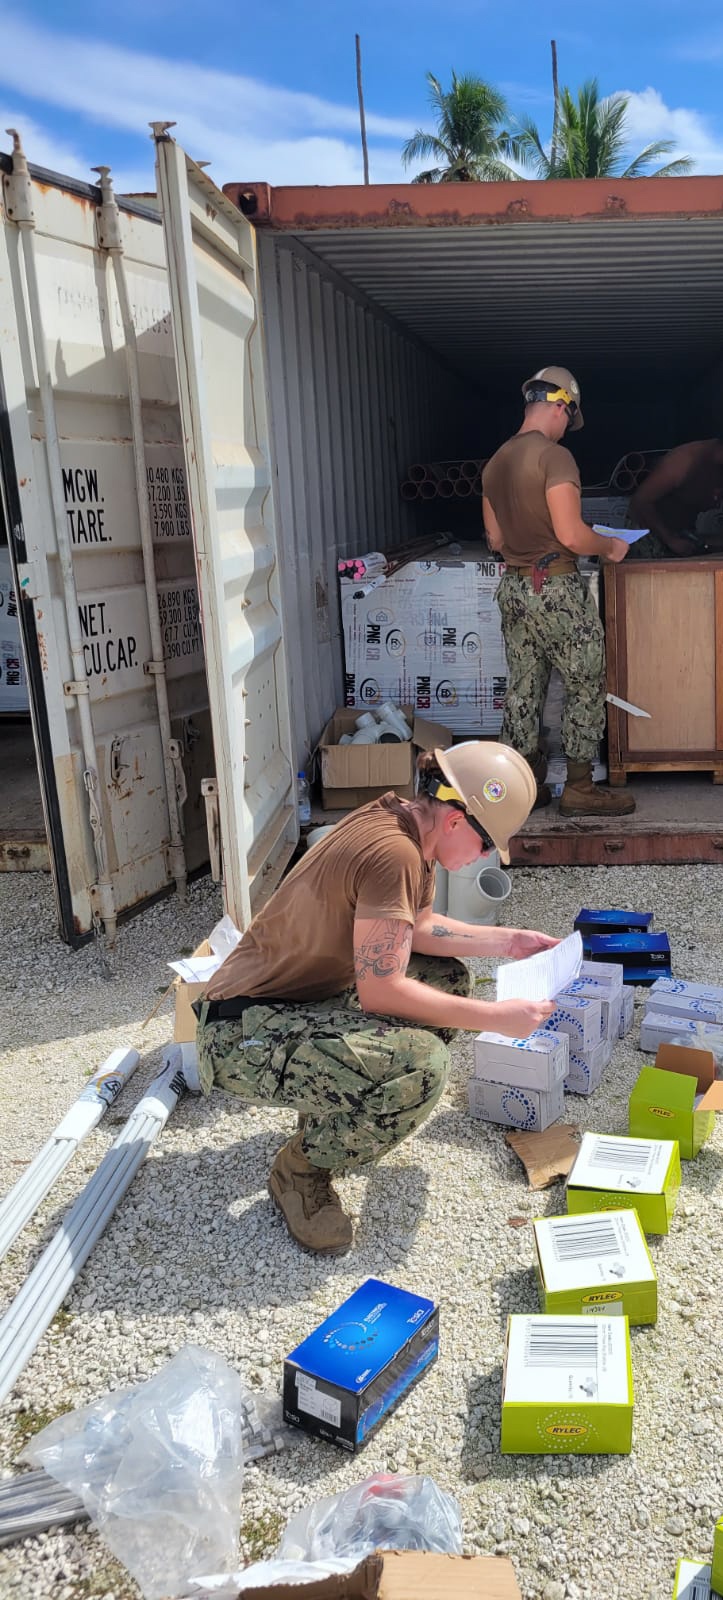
[223,174,723,230]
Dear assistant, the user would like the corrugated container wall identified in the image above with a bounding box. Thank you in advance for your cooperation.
[257,235,475,764]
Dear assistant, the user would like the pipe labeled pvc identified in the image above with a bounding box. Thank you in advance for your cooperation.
[0,1048,139,1264]
[0,1056,195,1408]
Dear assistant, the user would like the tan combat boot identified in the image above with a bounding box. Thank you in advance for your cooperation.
[268,1134,353,1255]
[559,761,636,817]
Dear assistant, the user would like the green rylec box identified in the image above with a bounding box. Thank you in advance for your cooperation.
[501,1314,633,1456]
[566,1131,681,1235]
[672,1559,719,1598]
[629,1066,717,1160]
[533,1208,657,1326]
[713,1517,723,1595]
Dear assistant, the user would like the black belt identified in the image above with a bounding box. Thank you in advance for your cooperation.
[192,994,257,1023]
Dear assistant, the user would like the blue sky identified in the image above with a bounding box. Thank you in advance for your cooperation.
[2,1,723,191]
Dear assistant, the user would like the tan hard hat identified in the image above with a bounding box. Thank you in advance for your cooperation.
[433,742,536,864]
[522,365,583,431]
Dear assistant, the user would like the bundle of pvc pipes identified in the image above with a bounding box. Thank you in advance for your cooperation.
[608,448,667,495]
[0,1047,140,1264]
[0,1048,198,1407]
[400,459,487,501]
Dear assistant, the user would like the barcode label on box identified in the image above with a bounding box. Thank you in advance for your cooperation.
[592,1137,651,1173]
[524,1320,600,1368]
[551,1217,620,1260]
[295,1374,341,1428]
[504,1315,630,1406]
[535,1209,654,1295]
[570,1132,672,1193]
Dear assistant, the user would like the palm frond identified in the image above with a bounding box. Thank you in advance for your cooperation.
[402,130,453,168]
[621,141,694,178]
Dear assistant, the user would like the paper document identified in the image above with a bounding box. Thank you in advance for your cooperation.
[496,931,583,1005]
[592,524,650,545]
[167,955,223,983]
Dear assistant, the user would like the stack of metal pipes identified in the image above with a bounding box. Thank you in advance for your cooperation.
[608,448,668,494]
[400,459,487,502]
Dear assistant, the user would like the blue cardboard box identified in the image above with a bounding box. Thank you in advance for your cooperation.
[575,909,654,935]
[583,933,671,979]
[283,1278,439,1452]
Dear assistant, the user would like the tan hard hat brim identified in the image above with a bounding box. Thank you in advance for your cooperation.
[434,742,536,861]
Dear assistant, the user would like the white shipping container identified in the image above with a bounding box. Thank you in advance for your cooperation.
[5,130,723,945]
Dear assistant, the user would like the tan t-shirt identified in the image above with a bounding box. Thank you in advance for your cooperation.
[482,431,581,565]
[205,793,435,1004]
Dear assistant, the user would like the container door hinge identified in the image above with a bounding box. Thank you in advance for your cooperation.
[201,777,221,882]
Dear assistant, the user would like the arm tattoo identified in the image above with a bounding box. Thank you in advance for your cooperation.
[354,919,413,981]
[430,923,475,942]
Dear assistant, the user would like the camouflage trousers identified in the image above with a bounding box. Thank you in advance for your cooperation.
[496,570,605,764]
[196,955,472,1171]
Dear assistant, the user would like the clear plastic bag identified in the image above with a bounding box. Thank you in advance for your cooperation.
[669,1023,723,1075]
[23,1346,244,1600]
[278,1473,463,1563]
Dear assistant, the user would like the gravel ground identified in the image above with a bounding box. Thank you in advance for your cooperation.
[0,863,722,1600]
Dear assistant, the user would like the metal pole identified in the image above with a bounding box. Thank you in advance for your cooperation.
[355,35,370,185]
[0,1047,139,1263]
[0,1052,198,1407]
[93,167,188,901]
[2,131,117,944]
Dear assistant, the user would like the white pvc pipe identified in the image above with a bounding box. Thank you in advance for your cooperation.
[6,131,116,943]
[0,1056,195,1407]
[94,167,187,900]
[0,1047,139,1262]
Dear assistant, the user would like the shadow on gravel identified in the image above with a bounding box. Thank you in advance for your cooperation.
[459,1365,621,1489]
[494,1266,539,1325]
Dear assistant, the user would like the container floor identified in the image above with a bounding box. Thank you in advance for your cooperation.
[312,773,723,867]
[0,719,49,871]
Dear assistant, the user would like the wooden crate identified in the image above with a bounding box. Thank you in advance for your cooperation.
[604,559,723,785]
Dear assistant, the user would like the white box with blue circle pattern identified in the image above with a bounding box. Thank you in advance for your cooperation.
[473,1030,569,1092]
[468,1074,565,1132]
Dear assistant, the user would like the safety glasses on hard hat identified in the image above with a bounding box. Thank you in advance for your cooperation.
[426,777,495,852]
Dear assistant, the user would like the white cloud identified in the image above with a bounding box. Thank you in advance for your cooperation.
[0,11,414,192]
[0,108,90,181]
[619,88,723,174]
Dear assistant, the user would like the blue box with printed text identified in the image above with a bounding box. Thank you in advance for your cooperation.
[283,1278,439,1452]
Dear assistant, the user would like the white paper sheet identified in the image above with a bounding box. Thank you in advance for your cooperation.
[496,930,583,1004]
[592,524,650,545]
[167,955,223,983]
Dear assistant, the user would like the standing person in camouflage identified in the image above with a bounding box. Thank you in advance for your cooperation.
[195,743,556,1256]
[482,365,635,817]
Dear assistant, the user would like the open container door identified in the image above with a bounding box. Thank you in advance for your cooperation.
[152,128,296,929]
[0,136,212,945]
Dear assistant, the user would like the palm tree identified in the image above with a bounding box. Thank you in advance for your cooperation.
[515,79,693,179]
[402,71,521,183]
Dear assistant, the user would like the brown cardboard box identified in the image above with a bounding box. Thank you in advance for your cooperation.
[319,707,453,810]
[655,1043,716,1091]
[240,1550,522,1600]
[173,939,212,1043]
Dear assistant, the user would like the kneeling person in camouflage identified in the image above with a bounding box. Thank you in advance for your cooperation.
[195,743,556,1256]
